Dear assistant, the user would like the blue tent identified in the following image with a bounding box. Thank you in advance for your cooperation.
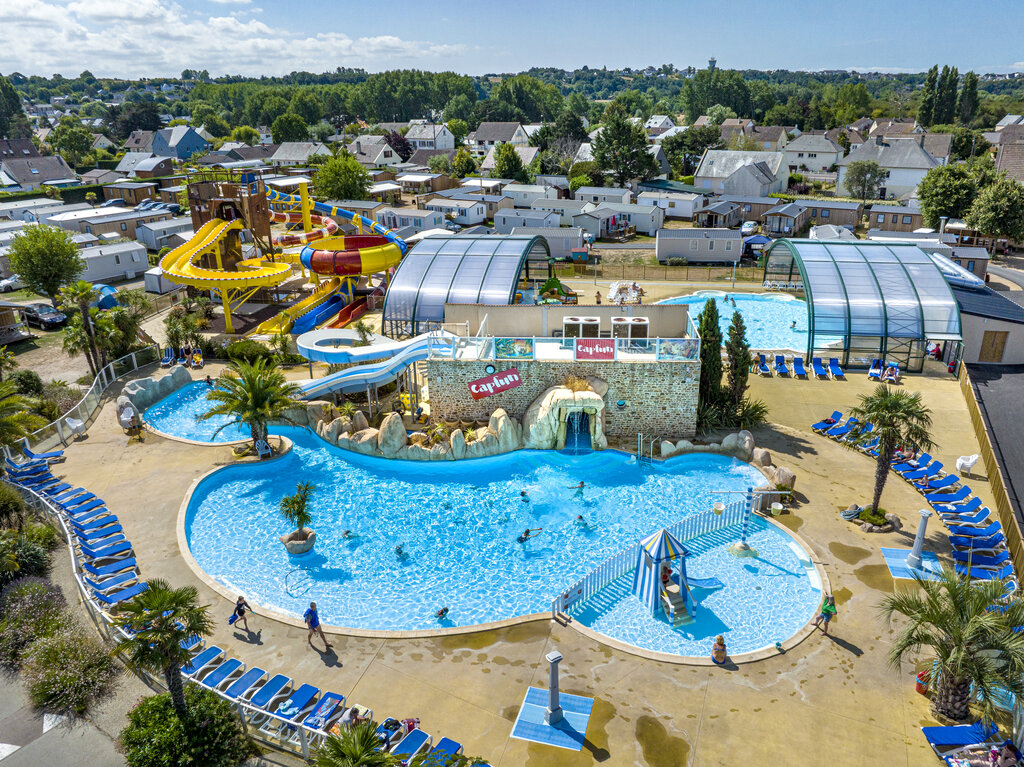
[631,529,692,620]
[91,284,119,311]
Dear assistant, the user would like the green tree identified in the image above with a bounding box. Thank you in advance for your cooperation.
[569,174,590,193]
[442,93,475,124]
[591,104,658,186]
[957,71,980,124]
[661,124,722,177]
[0,75,30,138]
[7,225,84,309]
[880,568,1024,723]
[493,142,528,183]
[427,153,453,174]
[58,281,101,377]
[487,74,563,122]
[843,160,887,205]
[0,349,17,383]
[724,311,751,412]
[705,104,737,126]
[314,151,371,201]
[935,66,959,125]
[271,112,309,144]
[200,113,230,139]
[201,358,300,449]
[917,65,938,126]
[451,148,476,178]
[289,90,323,125]
[848,385,933,514]
[696,299,723,412]
[84,191,97,205]
[48,115,92,166]
[230,125,259,145]
[966,177,1024,253]
[279,481,316,542]
[314,721,397,767]
[917,164,978,228]
[0,381,46,448]
[446,118,469,145]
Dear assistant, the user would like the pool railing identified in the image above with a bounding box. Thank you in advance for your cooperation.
[552,495,749,615]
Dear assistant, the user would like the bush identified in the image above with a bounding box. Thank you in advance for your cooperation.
[23,522,60,551]
[680,175,695,186]
[0,533,51,590]
[120,686,260,767]
[10,369,44,397]
[0,577,68,668]
[41,380,81,416]
[22,624,118,715]
[858,507,888,526]
[0,483,27,530]
[225,339,272,364]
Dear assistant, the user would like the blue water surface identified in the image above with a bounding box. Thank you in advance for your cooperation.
[145,382,249,443]
[659,292,813,352]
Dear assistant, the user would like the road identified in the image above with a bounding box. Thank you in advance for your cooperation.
[988,265,1024,290]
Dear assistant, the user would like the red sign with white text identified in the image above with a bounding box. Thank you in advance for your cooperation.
[468,368,523,400]
[574,338,616,361]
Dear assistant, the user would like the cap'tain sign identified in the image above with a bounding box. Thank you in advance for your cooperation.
[468,368,523,400]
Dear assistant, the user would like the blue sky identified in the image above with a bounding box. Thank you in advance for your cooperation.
[1,0,1023,78]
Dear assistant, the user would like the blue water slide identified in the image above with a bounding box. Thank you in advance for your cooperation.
[290,295,346,335]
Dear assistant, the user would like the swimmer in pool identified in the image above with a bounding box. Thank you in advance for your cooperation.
[520,490,530,503]
[572,481,585,498]
[791,320,797,329]
[435,606,449,620]
[395,544,408,559]
[517,527,542,543]
[575,514,597,531]
[341,529,356,539]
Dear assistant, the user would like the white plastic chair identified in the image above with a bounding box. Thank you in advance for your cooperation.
[64,417,86,440]
[956,454,981,476]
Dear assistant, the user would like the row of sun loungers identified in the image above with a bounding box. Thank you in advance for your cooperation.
[755,354,844,379]
[2,457,480,764]
[160,347,204,369]
[761,280,804,291]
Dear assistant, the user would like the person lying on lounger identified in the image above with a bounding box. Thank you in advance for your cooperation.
[882,365,899,383]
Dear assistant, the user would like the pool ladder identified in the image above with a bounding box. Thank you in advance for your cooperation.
[636,433,657,469]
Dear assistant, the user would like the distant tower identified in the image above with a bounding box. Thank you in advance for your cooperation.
[708,57,717,72]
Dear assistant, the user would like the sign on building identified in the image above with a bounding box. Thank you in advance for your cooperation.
[468,368,523,400]
[574,338,616,361]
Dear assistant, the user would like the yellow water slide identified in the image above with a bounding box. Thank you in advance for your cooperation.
[159,218,292,333]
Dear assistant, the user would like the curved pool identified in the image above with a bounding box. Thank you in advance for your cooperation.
[182,426,821,646]
[145,382,250,443]
[659,292,819,352]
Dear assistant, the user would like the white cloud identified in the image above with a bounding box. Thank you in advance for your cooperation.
[0,0,465,77]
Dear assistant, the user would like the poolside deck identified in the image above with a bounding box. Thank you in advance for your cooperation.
[47,363,999,766]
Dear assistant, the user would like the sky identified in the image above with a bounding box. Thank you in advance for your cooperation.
[1,0,1024,79]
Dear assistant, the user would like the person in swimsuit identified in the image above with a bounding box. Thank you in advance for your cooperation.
[711,635,728,664]
[520,490,530,503]
[435,606,449,620]
[812,594,837,636]
[517,528,542,543]
[303,601,332,651]
[234,595,252,633]
[572,481,585,498]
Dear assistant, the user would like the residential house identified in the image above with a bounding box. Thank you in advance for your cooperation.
[374,122,409,134]
[159,185,185,204]
[374,207,445,233]
[494,209,559,234]
[460,177,509,195]
[644,115,675,137]
[424,198,487,226]
[347,135,401,167]
[783,132,843,172]
[318,199,387,229]
[502,183,558,208]
[695,200,742,228]
[530,198,591,226]
[592,203,664,235]
[718,194,781,221]
[509,227,586,260]
[80,168,124,185]
[405,123,455,151]
[573,203,664,239]
[995,114,1024,131]
[130,156,173,179]
[533,175,570,195]
[407,148,458,168]
[945,246,990,279]
[825,126,865,151]
[0,198,65,222]
[849,117,874,134]
[115,152,155,174]
[837,137,940,198]
[270,142,331,166]
[79,210,171,240]
[123,130,155,152]
[648,144,671,176]
[800,199,863,229]
[228,144,278,162]
[480,145,539,175]
[0,139,39,159]
[574,186,631,205]
[396,172,459,196]
[995,141,1024,185]
[694,150,787,196]
[869,118,920,136]
[468,122,529,155]
[152,126,210,159]
[636,190,707,220]
[135,217,194,251]
[747,126,789,152]
[868,203,924,232]
[656,228,742,264]
[79,242,148,282]
[102,181,159,206]
[426,189,512,218]
[653,125,689,144]
[762,202,811,235]
[90,133,115,151]
[921,133,953,165]
[0,156,77,192]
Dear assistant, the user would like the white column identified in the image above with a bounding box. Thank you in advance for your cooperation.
[906,509,933,570]
[544,650,564,725]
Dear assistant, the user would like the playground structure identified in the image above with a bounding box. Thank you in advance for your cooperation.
[157,173,406,336]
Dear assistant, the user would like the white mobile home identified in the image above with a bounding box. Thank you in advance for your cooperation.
[136,217,194,251]
[80,242,149,282]
[502,184,558,208]
[494,209,559,234]
[656,228,742,264]
[637,191,707,220]
[574,186,632,205]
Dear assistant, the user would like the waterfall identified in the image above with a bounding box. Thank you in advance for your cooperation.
[563,411,592,454]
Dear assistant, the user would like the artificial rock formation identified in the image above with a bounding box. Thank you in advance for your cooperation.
[280,528,316,555]
[123,364,193,410]
[521,384,607,450]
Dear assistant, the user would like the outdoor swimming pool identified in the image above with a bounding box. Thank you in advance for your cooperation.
[182,423,820,646]
[145,382,249,443]
[659,292,819,352]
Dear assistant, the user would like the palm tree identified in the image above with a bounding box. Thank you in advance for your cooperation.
[201,358,300,450]
[848,385,933,513]
[314,721,397,767]
[880,568,1024,723]
[0,348,17,382]
[59,281,101,376]
[279,481,315,542]
[0,381,46,448]
[112,579,213,718]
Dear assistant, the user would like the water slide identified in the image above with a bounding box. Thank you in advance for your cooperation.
[159,218,291,291]
[294,329,453,399]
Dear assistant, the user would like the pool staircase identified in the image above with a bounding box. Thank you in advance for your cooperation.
[661,583,694,626]
[636,433,657,468]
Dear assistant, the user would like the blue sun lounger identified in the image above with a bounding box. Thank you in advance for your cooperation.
[176,348,187,366]
[83,571,137,594]
[812,411,842,431]
[72,514,119,532]
[927,484,970,507]
[935,495,980,516]
[756,353,770,376]
[868,359,882,380]
[948,521,1003,538]
[198,658,244,691]
[181,646,224,677]
[953,550,1010,567]
[828,358,845,378]
[811,357,828,378]
[950,533,1005,551]
[223,667,267,702]
[301,692,345,732]
[79,539,133,560]
[922,721,999,756]
[374,718,404,751]
[246,674,292,709]
[826,417,858,439]
[391,729,432,764]
[899,460,942,480]
[916,474,960,492]
[23,446,63,462]
[792,357,807,377]
[774,354,789,376]
[259,683,320,735]
[941,507,988,528]
[82,557,137,578]
[957,562,1015,581]
[92,581,148,606]
[160,347,175,367]
[425,737,464,762]
[74,523,123,543]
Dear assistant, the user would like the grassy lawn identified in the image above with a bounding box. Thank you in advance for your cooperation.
[3,288,48,303]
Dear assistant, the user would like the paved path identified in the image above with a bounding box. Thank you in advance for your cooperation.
[988,265,1024,290]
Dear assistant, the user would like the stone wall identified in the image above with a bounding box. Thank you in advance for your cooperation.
[425,358,699,439]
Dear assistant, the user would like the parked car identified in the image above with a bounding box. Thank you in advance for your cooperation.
[98,198,122,208]
[0,276,24,292]
[444,221,462,232]
[741,221,758,236]
[22,303,67,329]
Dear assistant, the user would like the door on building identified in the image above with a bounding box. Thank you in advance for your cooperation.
[979,330,1008,363]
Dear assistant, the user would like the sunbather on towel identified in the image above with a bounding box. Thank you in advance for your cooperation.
[883,365,899,383]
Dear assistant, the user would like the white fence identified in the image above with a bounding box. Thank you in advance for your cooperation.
[19,345,160,455]
[551,495,749,614]
[8,479,363,761]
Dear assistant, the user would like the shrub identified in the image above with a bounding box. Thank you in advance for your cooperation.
[0,533,51,590]
[858,507,888,526]
[42,381,82,417]
[225,339,272,364]
[563,375,591,392]
[22,624,118,715]
[120,686,260,767]
[0,483,27,530]
[0,576,68,668]
[23,522,60,551]
[10,369,44,397]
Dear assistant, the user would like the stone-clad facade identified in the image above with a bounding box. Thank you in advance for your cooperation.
[426,358,700,439]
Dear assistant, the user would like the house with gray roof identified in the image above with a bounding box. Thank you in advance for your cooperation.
[0,156,78,192]
[493,208,559,234]
[644,114,675,136]
[867,202,925,233]
[345,136,400,167]
[502,183,558,208]
[131,156,173,179]
[656,228,742,264]
[510,226,586,259]
[116,152,154,174]
[468,122,529,155]
[123,130,155,152]
[0,139,38,159]
[530,197,592,226]
[837,136,940,199]
[573,202,664,238]
[480,145,539,175]
[762,202,810,235]
[574,186,631,205]
[405,123,455,151]
[784,132,843,172]
[694,150,787,196]
[152,126,210,159]
[228,144,278,162]
[271,142,331,166]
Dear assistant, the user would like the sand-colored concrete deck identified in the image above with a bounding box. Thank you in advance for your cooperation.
[48,362,997,766]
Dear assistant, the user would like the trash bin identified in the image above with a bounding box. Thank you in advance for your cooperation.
[916,670,930,694]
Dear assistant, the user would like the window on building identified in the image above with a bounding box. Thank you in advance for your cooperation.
[708,240,715,251]
[743,204,751,212]
[967,260,976,271]
[902,215,913,224]
[725,241,732,251]
[114,254,120,265]
[876,214,885,223]
[809,153,817,158]
[702,180,711,189]
[797,153,804,158]
[892,214,898,224]
[689,240,698,250]
[811,209,818,216]
[821,209,830,218]
[120,223,127,231]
